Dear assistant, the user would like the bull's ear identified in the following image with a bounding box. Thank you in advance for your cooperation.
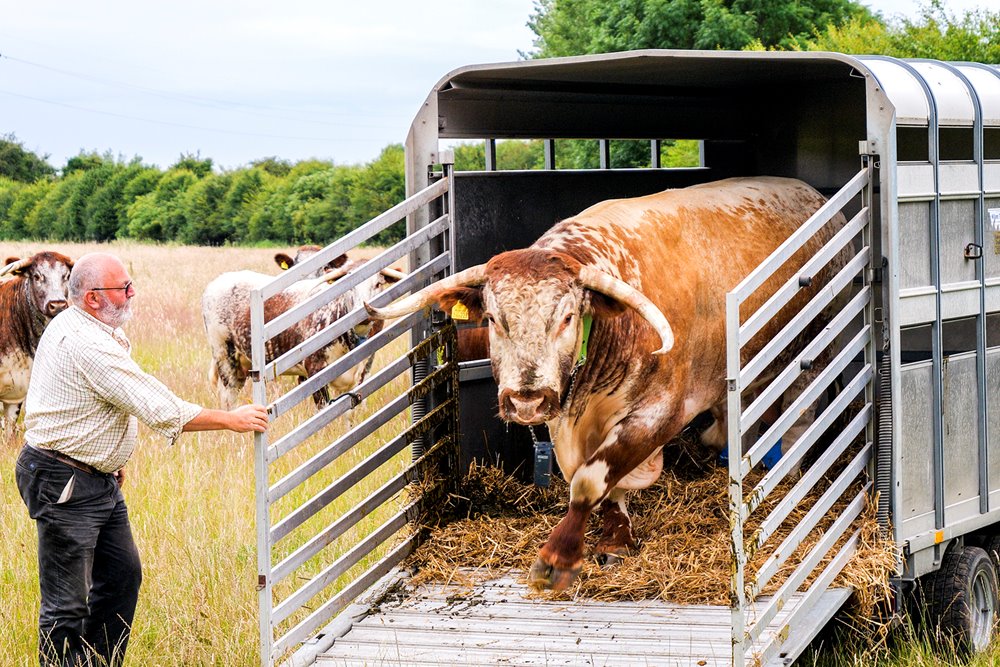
[435,287,485,323]
[329,254,349,269]
[274,253,294,270]
[585,290,628,319]
[5,256,19,266]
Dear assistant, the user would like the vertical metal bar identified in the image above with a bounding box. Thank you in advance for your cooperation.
[966,63,1000,511]
[726,290,746,667]
[859,160,876,485]
[445,160,457,279]
[891,60,944,535]
[485,139,497,172]
[599,139,610,169]
[936,63,988,513]
[924,73,945,535]
[544,139,556,170]
[650,139,662,168]
[250,287,273,667]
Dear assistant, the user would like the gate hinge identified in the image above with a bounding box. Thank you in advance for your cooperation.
[866,267,882,284]
[257,574,267,591]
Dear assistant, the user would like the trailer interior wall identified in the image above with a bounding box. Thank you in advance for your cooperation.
[405,51,874,477]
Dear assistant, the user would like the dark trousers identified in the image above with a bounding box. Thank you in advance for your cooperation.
[15,446,142,667]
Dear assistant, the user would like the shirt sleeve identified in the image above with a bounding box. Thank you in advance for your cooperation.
[73,338,203,443]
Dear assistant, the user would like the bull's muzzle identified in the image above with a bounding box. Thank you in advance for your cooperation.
[499,388,560,425]
[46,300,69,317]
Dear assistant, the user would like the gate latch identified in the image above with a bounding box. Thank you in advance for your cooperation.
[965,243,983,260]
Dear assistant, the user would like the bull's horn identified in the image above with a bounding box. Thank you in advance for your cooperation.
[366,264,487,320]
[0,257,31,277]
[579,266,674,354]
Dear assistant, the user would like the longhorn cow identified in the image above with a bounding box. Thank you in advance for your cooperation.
[0,252,74,424]
[366,176,849,591]
[202,264,402,411]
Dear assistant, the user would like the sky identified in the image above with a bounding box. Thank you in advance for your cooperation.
[0,0,989,172]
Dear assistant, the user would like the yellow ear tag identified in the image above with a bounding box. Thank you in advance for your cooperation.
[451,302,469,320]
[280,262,289,270]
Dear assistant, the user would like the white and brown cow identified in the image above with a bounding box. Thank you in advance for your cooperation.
[201,268,394,411]
[366,176,849,591]
[0,252,74,424]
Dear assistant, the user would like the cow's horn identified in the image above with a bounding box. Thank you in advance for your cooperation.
[579,266,674,354]
[366,264,487,320]
[379,267,407,281]
[321,265,352,283]
[0,257,32,277]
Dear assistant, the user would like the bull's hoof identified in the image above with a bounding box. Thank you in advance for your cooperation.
[528,557,582,591]
[597,552,625,568]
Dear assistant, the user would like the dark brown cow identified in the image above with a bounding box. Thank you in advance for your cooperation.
[367,177,848,591]
[0,252,74,424]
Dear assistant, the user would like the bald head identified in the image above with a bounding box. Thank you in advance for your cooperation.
[69,253,125,304]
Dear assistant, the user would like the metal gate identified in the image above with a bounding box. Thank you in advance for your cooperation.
[248,175,458,666]
[726,164,876,665]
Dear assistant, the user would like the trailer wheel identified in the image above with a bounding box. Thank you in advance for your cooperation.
[982,535,1000,568]
[926,546,998,654]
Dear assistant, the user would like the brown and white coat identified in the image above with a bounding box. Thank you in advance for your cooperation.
[0,252,74,424]
[201,269,391,411]
[367,176,849,591]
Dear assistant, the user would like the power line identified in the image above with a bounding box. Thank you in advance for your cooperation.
[0,52,403,129]
[0,88,384,143]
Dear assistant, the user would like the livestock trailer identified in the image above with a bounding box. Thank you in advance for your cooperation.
[246,51,1000,666]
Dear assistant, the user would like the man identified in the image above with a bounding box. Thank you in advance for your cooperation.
[14,252,269,666]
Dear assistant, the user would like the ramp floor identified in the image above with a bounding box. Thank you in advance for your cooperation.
[315,571,852,667]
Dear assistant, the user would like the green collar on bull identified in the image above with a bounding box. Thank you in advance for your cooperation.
[578,314,593,366]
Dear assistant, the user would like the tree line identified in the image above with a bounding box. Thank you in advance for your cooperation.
[2,0,997,247]
[0,143,407,246]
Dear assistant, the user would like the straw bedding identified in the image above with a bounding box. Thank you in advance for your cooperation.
[404,433,897,621]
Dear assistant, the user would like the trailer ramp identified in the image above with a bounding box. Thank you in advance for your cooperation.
[315,571,851,666]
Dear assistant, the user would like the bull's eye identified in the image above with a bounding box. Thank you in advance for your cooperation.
[485,313,505,337]
[556,312,573,334]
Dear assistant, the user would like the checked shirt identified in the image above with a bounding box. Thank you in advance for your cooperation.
[24,306,201,473]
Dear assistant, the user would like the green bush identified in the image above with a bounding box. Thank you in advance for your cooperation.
[125,169,198,241]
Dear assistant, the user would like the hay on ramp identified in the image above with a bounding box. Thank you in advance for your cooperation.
[405,441,897,620]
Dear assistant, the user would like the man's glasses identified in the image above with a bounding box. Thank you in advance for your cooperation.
[90,281,134,295]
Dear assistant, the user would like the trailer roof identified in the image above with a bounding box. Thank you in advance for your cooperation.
[420,50,1000,140]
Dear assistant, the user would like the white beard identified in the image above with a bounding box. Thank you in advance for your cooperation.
[98,296,133,329]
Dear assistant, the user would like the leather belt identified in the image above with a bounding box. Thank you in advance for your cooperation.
[26,444,107,476]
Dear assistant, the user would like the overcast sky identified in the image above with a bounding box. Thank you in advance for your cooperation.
[0,0,988,172]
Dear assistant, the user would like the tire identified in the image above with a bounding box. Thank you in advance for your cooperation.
[983,535,1000,569]
[925,545,998,654]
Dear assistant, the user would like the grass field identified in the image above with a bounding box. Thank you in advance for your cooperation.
[0,240,414,667]
[0,241,996,666]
